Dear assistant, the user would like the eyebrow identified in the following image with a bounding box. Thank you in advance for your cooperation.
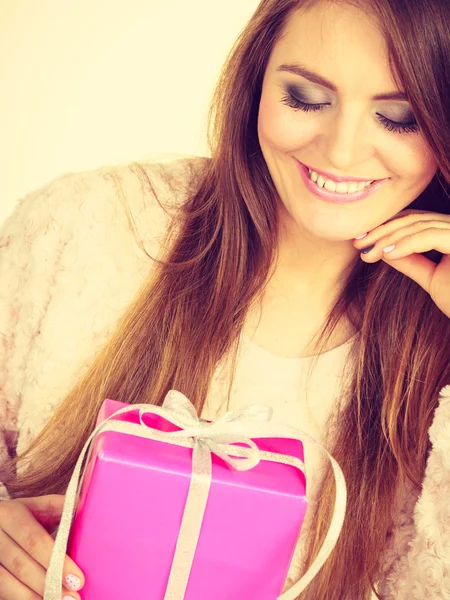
[276,63,408,101]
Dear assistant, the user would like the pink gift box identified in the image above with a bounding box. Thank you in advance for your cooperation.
[67,399,308,600]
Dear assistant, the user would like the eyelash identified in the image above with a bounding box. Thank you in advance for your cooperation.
[280,91,420,134]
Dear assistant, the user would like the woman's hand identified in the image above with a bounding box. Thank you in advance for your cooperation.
[353,209,450,319]
[0,495,84,599]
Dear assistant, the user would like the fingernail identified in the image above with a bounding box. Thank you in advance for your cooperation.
[355,233,368,239]
[65,573,82,591]
[383,244,396,253]
[63,596,74,600]
[361,245,375,254]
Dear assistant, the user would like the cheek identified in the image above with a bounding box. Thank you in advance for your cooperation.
[383,135,437,187]
[258,89,316,152]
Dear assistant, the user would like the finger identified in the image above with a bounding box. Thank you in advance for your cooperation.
[378,227,450,259]
[354,218,450,249]
[0,529,47,596]
[381,253,436,293]
[0,563,41,600]
[358,227,450,264]
[0,563,81,600]
[0,530,80,599]
[1,502,84,593]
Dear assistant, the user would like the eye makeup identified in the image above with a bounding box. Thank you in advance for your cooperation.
[375,113,419,134]
[282,83,331,106]
[280,85,419,134]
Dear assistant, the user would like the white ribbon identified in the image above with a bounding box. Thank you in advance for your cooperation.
[44,390,347,599]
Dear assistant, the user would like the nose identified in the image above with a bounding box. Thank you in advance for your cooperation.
[319,105,373,173]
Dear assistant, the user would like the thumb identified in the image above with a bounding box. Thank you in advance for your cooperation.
[16,494,66,529]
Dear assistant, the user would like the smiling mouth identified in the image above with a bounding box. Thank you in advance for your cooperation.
[306,168,378,195]
[296,159,390,203]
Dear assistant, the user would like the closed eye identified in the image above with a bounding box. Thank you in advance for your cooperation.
[280,91,419,134]
[375,113,419,134]
[280,91,329,112]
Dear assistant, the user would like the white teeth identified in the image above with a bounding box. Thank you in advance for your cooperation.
[324,179,337,192]
[336,181,350,193]
[307,168,374,194]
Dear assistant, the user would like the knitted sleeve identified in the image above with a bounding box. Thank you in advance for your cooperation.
[0,173,78,500]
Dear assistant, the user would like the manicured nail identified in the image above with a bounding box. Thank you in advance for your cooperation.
[355,233,368,239]
[361,245,375,254]
[383,244,396,253]
[65,573,82,591]
[63,596,75,600]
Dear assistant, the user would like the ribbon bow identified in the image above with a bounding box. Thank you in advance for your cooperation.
[44,390,347,600]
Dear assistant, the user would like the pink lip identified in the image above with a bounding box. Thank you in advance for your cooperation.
[296,160,389,204]
[300,161,385,183]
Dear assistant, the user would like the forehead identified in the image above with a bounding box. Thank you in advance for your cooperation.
[269,2,399,95]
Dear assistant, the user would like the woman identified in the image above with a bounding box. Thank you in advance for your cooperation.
[0,0,449,598]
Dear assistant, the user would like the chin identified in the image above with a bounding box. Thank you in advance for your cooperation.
[292,218,356,243]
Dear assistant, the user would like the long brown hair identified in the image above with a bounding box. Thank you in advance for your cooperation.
[5,0,450,597]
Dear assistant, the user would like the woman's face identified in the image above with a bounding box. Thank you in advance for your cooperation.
[257,1,438,242]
